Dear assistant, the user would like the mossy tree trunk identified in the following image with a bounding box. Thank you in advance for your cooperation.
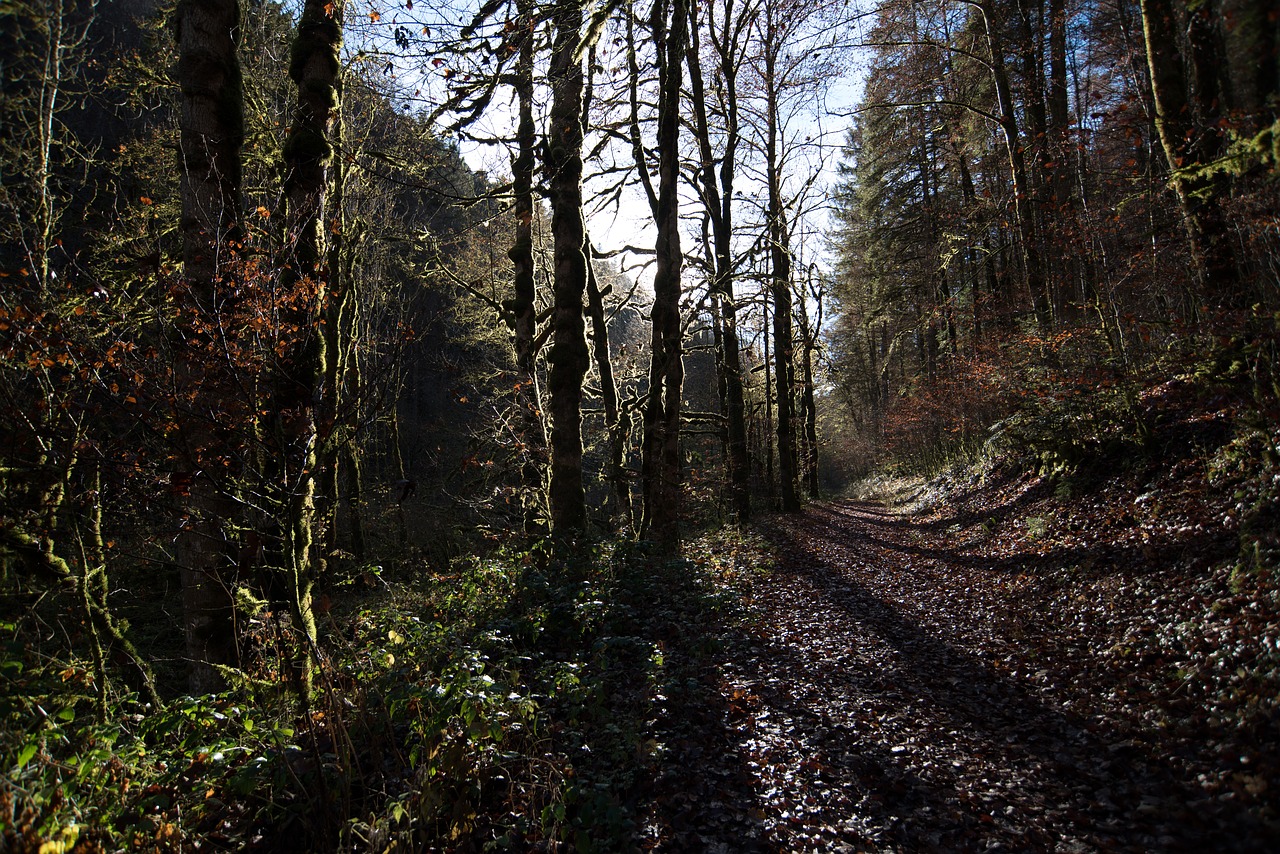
[508,0,550,537]
[1140,0,1246,309]
[278,0,344,694]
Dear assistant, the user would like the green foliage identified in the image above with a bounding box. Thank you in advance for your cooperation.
[1,623,325,850]
[326,529,772,851]
[1208,425,1280,595]
[986,383,1146,481]
[1025,516,1049,540]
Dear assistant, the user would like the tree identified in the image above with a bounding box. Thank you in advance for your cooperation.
[545,0,592,535]
[0,0,162,705]
[1140,0,1244,309]
[637,0,689,549]
[272,0,346,694]
[0,0,96,295]
[508,0,550,535]
[686,0,754,522]
[742,0,837,510]
[172,0,246,694]
[797,263,822,497]
[586,247,632,523]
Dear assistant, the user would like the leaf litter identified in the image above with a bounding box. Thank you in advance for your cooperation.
[640,466,1279,852]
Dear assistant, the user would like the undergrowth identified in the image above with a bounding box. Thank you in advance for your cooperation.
[865,319,1280,593]
[1,527,774,852]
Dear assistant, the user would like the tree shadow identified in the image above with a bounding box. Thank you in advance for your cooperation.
[851,466,1056,536]
[806,500,1235,583]
[502,549,771,850]
[746,509,1273,852]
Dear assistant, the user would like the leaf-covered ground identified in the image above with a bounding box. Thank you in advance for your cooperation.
[9,412,1277,852]
[638,468,1279,852]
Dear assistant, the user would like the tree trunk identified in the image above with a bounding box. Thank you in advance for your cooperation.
[509,0,549,536]
[342,443,366,560]
[585,246,630,524]
[642,0,688,550]
[762,298,776,503]
[1140,0,1244,308]
[972,0,1052,330]
[174,0,245,694]
[1222,0,1279,137]
[759,4,799,511]
[687,0,751,522]
[277,0,344,696]
[319,117,355,571]
[546,0,590,535]
[766,120,799,509]
[798,278,820,498]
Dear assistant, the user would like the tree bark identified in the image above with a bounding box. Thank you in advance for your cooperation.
[1140,0,1243,308]
[1222,0,1279,136]
[687,0,751,522]
[174,0,245,694]
[763,5,799,512]
[642,0,688,550]
[762,298,776,502]
[508,0,549,536]
[277,0,345,695]
[546,0,590,535]
[970,0,1052,330]
[585,248,630,524]
[798,273,820,498]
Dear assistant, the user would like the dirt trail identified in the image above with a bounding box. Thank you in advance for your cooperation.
[644,498,1276,852]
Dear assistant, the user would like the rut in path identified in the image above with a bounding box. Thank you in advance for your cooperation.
[641,500,1274,853]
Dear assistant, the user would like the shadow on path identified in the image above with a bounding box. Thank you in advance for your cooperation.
[731,500,1272,852]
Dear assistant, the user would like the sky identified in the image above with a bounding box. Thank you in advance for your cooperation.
[346,0,871,296]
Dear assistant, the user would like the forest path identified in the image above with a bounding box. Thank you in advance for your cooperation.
[643,498,1272,852]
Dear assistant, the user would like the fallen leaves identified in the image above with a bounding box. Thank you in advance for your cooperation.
[651,463,1278,851]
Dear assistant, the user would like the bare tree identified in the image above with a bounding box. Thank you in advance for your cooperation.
[686,0,754,522]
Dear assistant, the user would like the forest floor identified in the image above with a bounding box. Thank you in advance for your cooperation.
[635,466,1280,852]
[12,406,1277,853]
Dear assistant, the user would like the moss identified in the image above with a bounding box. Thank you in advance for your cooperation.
[288,6,341,84]
[282,126,332,167]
